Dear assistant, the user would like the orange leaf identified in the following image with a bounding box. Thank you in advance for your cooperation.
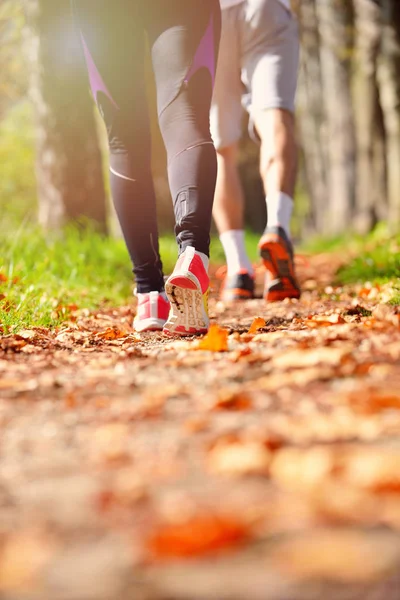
[213,390,252,411]
[197,324,228,352]
[147,514,249,559]
[305,314,345,328]
[0,272,7,283]
[208,439,271,477]
[95,327,127,341]
[248,317,266,334]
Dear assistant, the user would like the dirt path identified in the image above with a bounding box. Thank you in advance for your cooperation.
[1,254,400,600]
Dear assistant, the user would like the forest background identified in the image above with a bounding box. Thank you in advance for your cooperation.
[1,0,400,238]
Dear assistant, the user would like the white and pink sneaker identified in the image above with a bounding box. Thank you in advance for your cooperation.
[163,246,209,336]
[133,291,170,333]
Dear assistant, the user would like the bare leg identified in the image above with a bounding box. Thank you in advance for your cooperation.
[255,108,298,233]
[213,143,245,233]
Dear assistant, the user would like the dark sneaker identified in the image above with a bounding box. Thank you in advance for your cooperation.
[258,226,301,302]
[220,270,255,301]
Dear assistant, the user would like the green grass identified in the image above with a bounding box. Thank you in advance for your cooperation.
[0,220,261,333]
[2,218,400,333]
[309,225,400,304]
[0,222,131,332]
[335,226,400,293]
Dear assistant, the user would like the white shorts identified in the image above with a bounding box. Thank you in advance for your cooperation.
[211,0,299,149]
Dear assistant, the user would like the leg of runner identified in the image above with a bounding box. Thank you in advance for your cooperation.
[71,0,169,332]
[211,4,255,302]
[243,0,301,302]
[147,0,221,335]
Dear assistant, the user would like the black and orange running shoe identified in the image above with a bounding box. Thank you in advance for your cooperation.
[219,270,255,302]
[258,226,301,302]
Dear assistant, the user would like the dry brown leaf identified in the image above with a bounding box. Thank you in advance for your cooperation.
[270,447,335,491]
[248,317,266,335]
[270,530,400,582]
[197,324,228,352]
[0,531,55,592]
[305,314,345,328]
[0,379,21,390]
[147,514,249,559]
[16,329,38,341]
[95,327,128,341]
[90,423,131,464]
[342,448,400,493]
[373,304,400,328]
[250,366,334,392]
[272,345,352,369]
[312,481,378,525]
[347,388,400,414]
[208,439,271,477]
[183,417,210,433]
[213,390,252,411]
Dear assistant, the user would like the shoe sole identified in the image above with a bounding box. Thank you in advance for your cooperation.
[259,239,300,302]
[163,274,209,336]
[133,317,166,333]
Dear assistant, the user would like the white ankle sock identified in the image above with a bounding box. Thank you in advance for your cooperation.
[266,192,293,239]
[219,230,254,276]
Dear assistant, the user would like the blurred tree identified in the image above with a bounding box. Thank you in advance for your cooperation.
[295,0,400,237]
[380,0,400,229]
[0,0,26,118]
[23,0,107,232]
[296,0,328,235]
[316,0,356,234]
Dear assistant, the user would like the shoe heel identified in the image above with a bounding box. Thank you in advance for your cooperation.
[167,275,197,290]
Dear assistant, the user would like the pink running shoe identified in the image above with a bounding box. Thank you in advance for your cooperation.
[163,246,209,336]
[133,291,170,333]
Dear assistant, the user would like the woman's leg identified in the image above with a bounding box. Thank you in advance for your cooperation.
[147,0,221,258]
[143,0,220,335]
[72,0,165,294]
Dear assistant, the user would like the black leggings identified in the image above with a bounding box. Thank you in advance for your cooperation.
[72,0,221,293]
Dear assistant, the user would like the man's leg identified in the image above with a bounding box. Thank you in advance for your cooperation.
[243,0,300,301]
[214,144,254,280]
[255,107,298,238]
[211,5,255,300]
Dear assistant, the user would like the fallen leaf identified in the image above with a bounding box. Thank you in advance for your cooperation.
[213,390,252,411]
[16,330,37,341]
[272,345,352,369]
[208,439,271,476]
[197,324,228,352]
[305,314,345,328]
[270,447,335,491]
[147,514,249,559]
[90,423,131,464]
[0,531,55,592]
[347,388,400,414]
[248,317,266,335]
[95,327,128,341]
[270,530,400,582]
[184,417,210,433]
[342,448,400,493]
[372,304,400,328]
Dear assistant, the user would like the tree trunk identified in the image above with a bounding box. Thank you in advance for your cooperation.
[23,0,107,232]
[379,0,400,230]
[296,0,328,235]
[316,0,357,235]
[353,0,387,232]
